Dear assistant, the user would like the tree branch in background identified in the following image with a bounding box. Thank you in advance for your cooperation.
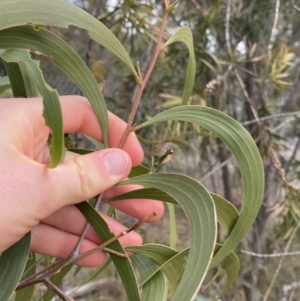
[189,0,203,14]
[270,0,281,44]
[263,220,300,301]
[225,0,232,55]
[118,4,171,148]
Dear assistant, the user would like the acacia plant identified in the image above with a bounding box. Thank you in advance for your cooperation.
[0,1,264,300]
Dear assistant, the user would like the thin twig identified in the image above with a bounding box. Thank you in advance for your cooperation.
[225,0,232,55]
[285,136,300,174]
[263,219,300,301]
[241,111,300,125]
[241,249,300,258]
[200,157,232,182]
[270,0,281,44]
[189,0,204,14]
[234,67,260,122]
[72,193,104,257]
[294,5,300,12]
[63,211,157,265]
[118,9,170,148]
[17,211,157,290]
[43,278,76,301]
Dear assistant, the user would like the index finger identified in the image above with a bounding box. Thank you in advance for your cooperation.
[59,96,144,166]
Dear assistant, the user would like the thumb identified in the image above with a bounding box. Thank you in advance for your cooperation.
[0,148,131,251]
[42,148,131,214]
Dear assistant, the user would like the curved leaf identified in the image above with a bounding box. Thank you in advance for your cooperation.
[18,63,40,97]
[131,254,168,301]
[0,49,64,167]
[0,25,109,147]
[0,233,31,301]
[164,27,196,105]
[218,249,239,297]
[128,244,187,295]
[0,0,136,76]
[211,193,239,234]
[108,188,239,236]
[76,202,140,301]
[134,106,264,268]
[0,76,10,87]
[120,173,217,301]
[2,62,27,97]
[15,252,36,301]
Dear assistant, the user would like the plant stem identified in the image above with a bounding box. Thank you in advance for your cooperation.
[43,278,76,301]
[118,9,170,148]
[72,193,104,257]
[17,211,157,290]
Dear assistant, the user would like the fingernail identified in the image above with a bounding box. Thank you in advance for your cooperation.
[103,149,129,176]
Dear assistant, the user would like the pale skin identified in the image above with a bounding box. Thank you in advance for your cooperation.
[0,95,163,266]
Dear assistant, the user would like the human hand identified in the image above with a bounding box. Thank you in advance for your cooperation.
[0,96,163,266]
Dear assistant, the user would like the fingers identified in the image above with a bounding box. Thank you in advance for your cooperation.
[1,96,144,166]
[32,211,142,267]
[30,223,107,267]
[33,149,133,220]
[59,96,143,165]
[103,185,164,223]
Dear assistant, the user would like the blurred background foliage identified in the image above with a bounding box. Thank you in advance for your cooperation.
[2,0,300,300]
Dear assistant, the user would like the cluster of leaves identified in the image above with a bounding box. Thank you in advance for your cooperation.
[0,1,264,300]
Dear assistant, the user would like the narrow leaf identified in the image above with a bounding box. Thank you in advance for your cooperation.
[108,188,239,234]
[131,254,168,301]
[211,193,239,234]
[0,49,64,167]
[0,25,109,147]
[209,244,239,298]
[164,27,196,105]
[0,0,136,76]
[135,106,264,268]
[128,244,187,295]
[18,63,40,97]
[129,165,150,178]
[15,252,36,301]
[167,203,177,248]
[76,202,140,301]
[120,174,217,301]
[0,233,31,301]
[219,250,239,297]
[0,76,10,87]
[3,62,27,97]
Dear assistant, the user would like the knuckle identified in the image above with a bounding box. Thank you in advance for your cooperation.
[72,157,93,198]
